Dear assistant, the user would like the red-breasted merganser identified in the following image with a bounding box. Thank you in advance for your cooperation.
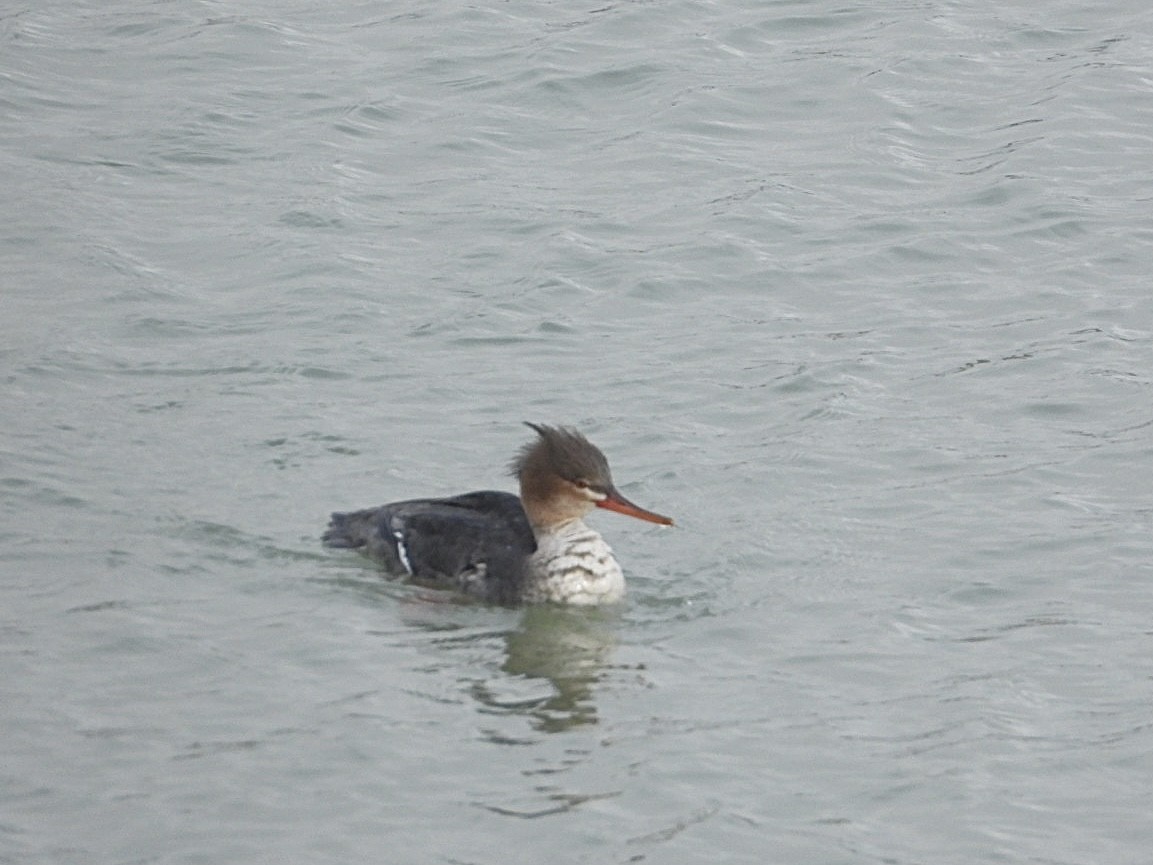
[322,423,673,605]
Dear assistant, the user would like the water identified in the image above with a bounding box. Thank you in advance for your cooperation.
[4,0,1153,862]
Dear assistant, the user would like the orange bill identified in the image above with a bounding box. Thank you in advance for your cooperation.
[597,488,674,526]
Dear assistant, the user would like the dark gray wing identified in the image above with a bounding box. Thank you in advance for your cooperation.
[323,491,536,605]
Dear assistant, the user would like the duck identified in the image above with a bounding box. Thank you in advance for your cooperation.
[322,423,673,605]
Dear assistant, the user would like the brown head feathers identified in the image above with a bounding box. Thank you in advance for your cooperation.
[509,423,613,490]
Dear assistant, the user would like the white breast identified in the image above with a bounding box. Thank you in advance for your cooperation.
[523,519,626,605]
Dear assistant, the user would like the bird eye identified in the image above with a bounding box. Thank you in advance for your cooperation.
[575,479,590,489]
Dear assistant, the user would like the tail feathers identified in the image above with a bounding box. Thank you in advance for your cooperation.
[322,511,364,549]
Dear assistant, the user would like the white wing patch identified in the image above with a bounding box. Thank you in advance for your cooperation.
[392,529,413,575]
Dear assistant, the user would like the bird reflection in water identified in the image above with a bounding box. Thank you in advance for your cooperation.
[471,605,623,734]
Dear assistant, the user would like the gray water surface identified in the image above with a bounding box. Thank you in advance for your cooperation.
[4,1,1153,863]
